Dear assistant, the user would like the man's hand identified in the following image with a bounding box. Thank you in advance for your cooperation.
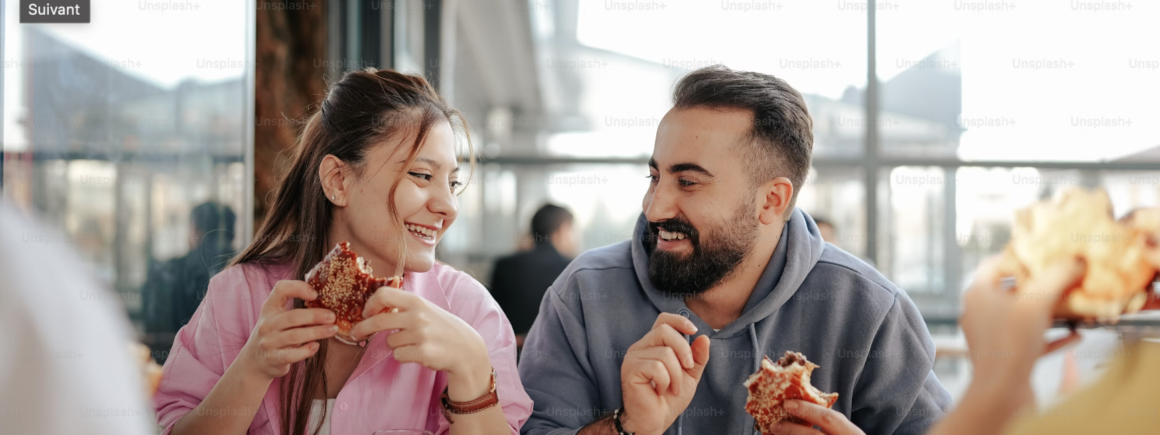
[773,400,865,435]
[619,313,711,435]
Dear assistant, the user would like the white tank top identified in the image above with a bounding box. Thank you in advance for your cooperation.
[306,399,336,435]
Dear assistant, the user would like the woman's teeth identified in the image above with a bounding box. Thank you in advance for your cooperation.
[659,230,687,241]
[406,224,436,240]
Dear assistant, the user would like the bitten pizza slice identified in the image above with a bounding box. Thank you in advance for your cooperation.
[744,351,839,434]
[305,241,403,344]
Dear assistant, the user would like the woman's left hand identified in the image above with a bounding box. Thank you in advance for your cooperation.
[348,286,493,398]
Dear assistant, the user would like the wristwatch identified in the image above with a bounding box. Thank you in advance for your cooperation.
[440,367,499,424]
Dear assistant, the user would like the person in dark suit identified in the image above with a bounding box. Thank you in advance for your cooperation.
[490,204,577,347]
[142,202,237,336]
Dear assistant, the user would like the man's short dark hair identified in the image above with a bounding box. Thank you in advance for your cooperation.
[672,65,813,214]
[531,204,573,245]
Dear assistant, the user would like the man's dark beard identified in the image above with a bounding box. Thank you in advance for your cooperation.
[645,202,759,297]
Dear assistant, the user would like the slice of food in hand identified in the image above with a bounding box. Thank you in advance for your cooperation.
[305,242,403,343]
[1003,188,1160,320]
[744,351,839,434]
[129,342,163,397]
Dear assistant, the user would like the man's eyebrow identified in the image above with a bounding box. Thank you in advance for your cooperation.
[669,162,713,177]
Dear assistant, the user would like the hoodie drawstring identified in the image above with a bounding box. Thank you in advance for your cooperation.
[677,332,690,435]
[746,323,761,435]
[676,325,761,435]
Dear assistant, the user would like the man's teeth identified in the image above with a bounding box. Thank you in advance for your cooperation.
[406,224,436,239]
[658,230,687,241]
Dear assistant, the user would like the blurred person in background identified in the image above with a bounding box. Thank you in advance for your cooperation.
[142,201,238,337]
[490,204,577,347]
[518,65,949,435]
[813,216,835,243]
[0,202,153,435]
[154,69,530,435]
[811,216,876,269]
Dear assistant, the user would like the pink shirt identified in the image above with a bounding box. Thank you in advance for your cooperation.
[154,261,532,434]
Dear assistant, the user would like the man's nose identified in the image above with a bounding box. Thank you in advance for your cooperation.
[644,182,678,223]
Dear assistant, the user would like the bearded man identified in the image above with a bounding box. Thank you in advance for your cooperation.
[517,66,952,435]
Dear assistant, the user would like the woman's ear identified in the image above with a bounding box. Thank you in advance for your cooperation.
[319,154,350,206]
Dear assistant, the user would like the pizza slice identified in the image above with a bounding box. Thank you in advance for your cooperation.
[1003,188,1160,320]
[744,351,839,434]
[305,241,403,344]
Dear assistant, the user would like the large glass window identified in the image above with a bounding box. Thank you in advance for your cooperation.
[877,1,1160,161]
[450,0,1160,320]
[552,0,867,158]
[1,0,254,358]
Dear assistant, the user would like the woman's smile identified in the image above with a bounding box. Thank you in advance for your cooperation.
[404,221,440,246]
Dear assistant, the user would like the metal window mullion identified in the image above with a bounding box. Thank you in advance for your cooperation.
[424,0,442,89]
[327,0,344,80]
[347,2,361,71]
[1,0,5,196]
[865,0,880,265]
[242,0,256,245]
[944,166,961,296]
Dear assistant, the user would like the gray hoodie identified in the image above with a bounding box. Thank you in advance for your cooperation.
[517,209,953,435]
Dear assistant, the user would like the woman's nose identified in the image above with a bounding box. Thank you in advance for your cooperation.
[428,184,457,217]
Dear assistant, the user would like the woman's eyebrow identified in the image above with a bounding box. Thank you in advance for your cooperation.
[406,157,441,169]
[404,156,458,173]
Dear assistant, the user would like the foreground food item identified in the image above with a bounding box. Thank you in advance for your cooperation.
[305,242,403,343]
[744,351,839,433]
[130,342,163,397]
[1003,188,1160,320]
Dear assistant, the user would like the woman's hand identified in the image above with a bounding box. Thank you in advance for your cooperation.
[238,280,338,380]
[1140,236,1160,310]
[961,256,1085,389]
[928,256,1085,435]
[349,286,493,399]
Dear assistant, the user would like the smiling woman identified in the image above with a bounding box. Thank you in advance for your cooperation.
[153,69,532,435]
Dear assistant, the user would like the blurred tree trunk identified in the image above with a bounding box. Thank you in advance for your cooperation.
[253,1,328,234]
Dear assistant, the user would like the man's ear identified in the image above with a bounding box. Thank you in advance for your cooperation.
[757,176,794,225]
[319,154,351,206]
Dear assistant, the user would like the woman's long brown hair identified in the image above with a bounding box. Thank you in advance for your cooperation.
[227,68,474,435]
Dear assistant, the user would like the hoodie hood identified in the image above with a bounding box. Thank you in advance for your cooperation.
[630,208,826,338]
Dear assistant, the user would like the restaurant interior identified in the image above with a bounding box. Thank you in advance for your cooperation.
[2,0,1160,433]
